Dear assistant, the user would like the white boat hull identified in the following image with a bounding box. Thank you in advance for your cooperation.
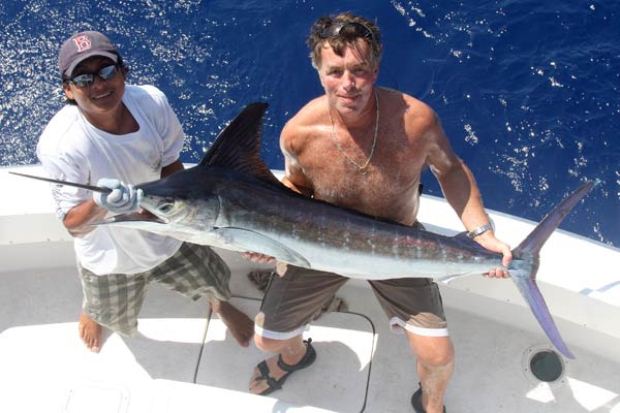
[2,165,619,412]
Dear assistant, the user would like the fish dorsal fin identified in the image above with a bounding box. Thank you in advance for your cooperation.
[198,102,280,186]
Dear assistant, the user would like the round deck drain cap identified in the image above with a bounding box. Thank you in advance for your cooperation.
[522,345,566,384]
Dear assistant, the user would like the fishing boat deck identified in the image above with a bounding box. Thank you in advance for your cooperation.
[2,165,620,412]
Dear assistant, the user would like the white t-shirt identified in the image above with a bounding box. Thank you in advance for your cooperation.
[37,85,184,275]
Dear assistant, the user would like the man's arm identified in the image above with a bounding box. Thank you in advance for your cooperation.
[161,159,184,177]
[423,111,512,275]
[64,159,184,237]
[63,199,107,237]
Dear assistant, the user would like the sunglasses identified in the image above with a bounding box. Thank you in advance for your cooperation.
[66,64,121,88]
[318,21,376,43]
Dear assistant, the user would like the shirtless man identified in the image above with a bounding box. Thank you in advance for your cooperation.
[247,13,511,412]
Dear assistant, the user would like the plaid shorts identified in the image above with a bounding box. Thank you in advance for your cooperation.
[79,242,231,336]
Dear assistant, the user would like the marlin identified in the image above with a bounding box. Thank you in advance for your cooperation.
[13,102,592,359]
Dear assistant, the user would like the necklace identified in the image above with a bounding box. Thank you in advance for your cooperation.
[329,90,379,172]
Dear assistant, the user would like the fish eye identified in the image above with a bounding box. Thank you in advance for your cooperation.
[158,201,175,214]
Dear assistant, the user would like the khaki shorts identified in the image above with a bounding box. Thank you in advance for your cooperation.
[79,242,230,336]
[254,265,448,340]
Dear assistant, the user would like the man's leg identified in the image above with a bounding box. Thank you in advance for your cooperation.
[249,266,347,395]
[150,243,253,347]
[407,333,454,413]
[368,277,451,412]
[210,298,254,347]
[78,266,103,352]
[79,267,147,352]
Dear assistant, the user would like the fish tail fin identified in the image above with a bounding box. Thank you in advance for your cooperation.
[509,181,593,359]
[511,276,575,358]
[512,181,594,257]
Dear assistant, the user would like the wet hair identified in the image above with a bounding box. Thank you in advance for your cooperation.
[62,54,127,105]
[307,12,382,70]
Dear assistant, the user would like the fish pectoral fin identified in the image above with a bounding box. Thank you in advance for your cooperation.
[213,227,310,268]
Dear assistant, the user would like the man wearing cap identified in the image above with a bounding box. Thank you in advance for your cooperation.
[37,31,254,352]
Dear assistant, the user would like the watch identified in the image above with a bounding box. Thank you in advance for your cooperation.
[467,222,494,239]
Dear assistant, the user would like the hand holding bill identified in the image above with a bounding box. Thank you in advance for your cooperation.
[94,178,142,214]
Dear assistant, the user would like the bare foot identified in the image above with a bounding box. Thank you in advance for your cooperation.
[211,300,254,347]
[78,312,102,352]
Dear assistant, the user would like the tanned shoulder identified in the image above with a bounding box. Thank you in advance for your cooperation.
[401,96,460,176]
[280,96,326,157]
[402,93,437,130]
[279,97,326,196]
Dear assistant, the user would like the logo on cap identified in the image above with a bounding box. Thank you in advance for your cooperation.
[72,35,92,53]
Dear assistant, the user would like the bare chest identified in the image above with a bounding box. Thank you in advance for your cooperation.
[299,131,425,224]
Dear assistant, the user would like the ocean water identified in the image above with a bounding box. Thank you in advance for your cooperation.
[1,0,618,247]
